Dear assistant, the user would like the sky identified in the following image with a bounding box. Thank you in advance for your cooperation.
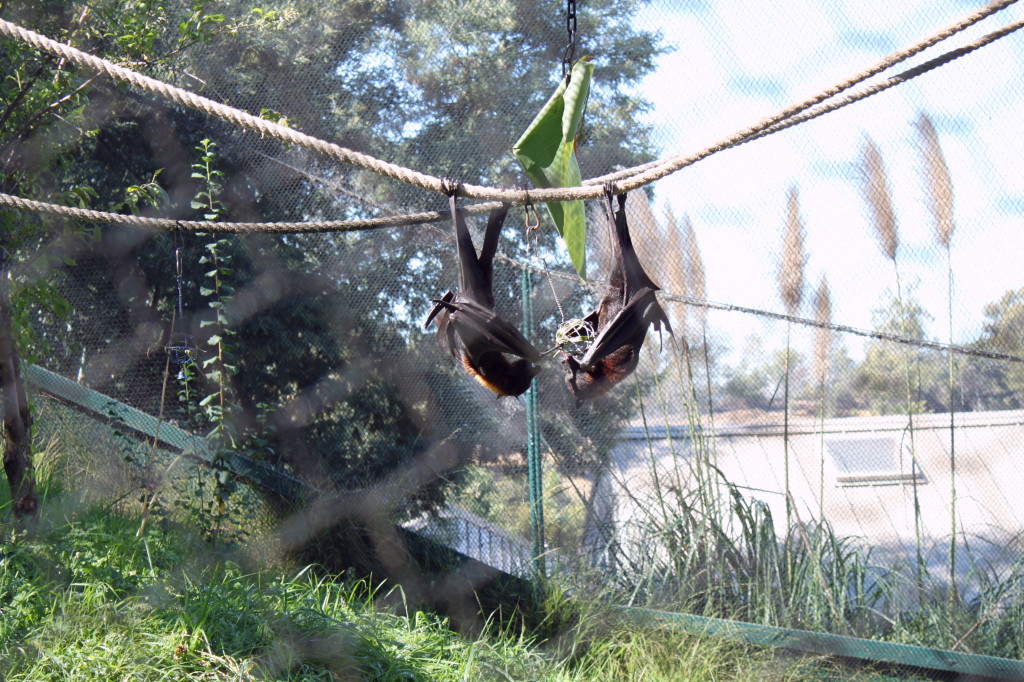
[631,1,1024,359]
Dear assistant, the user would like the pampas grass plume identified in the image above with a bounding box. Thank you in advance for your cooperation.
[860,137,899,261]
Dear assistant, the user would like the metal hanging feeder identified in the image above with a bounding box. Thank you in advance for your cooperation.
[165,243,197,379]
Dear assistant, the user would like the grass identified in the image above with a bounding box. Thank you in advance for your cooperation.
[588,457,1024,664]
[0,481,923,681]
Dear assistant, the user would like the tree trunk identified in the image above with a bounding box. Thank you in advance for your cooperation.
[0,275,36,519]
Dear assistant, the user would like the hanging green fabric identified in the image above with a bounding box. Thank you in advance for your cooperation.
[513,57,594,280]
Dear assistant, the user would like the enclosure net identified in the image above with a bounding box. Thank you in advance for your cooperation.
[4,0,1024,667]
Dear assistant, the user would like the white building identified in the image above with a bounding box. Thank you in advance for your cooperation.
[583,409,1024,581]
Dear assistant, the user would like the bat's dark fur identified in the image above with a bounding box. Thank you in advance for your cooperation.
[563,188,672,406]
[425,195,542,397]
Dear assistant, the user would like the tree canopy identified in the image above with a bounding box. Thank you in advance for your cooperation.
[0,0,666,515]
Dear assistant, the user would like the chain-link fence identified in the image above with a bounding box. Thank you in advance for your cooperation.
[4,0,1024,671]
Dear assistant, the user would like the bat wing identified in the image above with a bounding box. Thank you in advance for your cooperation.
[611,192,661,302]
[580,287,672,366]
[433,296,541,362]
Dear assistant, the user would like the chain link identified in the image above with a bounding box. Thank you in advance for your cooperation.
[562,0,577,79]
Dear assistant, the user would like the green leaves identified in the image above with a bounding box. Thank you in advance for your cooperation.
[191,139,226,221]
[513,58,594,279]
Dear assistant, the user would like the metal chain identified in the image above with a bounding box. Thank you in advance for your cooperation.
[562,0,577,80]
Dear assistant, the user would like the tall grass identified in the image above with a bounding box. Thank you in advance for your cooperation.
[777,186,806,536]
[812,277,832,520]
[917,111,959,645]
[582,428,1024,660]
[860,136,925,600]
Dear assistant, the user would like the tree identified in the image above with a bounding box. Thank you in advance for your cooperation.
[721,336,808,414]
[0,0,238,517]
[853,289,947,415]
[965,287,1024,410]
[3,0,665,516]
[0,1,99,518]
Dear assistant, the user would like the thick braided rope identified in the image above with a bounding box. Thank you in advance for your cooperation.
[602,0,1020,189]
[743,17,1024,146]
[0,191,500,232]
[5,192,1024,364]
[0,18,458,193]
[1,0,1018,205]
[2,2,1020,236]
[0,17,549,203]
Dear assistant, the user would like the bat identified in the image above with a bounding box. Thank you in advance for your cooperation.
[425,193,542,398]
[562,187,672,405]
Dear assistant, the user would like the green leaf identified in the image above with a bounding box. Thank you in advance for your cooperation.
[513,57,594,279]
[207,334,222,345]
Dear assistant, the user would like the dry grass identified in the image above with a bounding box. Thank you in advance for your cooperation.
[917,113,955,249]
[778,186,806,315]
[860,137,898,261]
[682,215,706,329]
[624,189,668,287]
[812,277,832,386]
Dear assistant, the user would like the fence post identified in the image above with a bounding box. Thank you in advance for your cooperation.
[522,268,545,580]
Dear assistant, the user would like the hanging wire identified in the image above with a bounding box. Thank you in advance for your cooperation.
[521,192,590,356]
[165,231,197,378]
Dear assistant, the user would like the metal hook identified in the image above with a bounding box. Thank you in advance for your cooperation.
[524,191,540,233]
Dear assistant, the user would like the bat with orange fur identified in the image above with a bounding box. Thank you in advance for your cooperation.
[425,190,542,397]
[562,187,672,405]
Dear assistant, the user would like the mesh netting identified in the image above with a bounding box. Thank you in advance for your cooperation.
[4,0,1024,669]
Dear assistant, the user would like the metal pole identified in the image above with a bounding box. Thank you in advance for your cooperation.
[522,268,545,580]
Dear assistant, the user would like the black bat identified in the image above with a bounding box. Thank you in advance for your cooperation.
[563,187,672,405]
[425,193,542,398]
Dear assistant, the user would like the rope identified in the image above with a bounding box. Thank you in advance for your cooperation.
[495,260,1024,365]
[0,0,1018,208]
[659,292,1024,365]
[0,190,501,233]
[3,192,1018,363]
[594,1,1022,189]
[0,18,453,195]
[743,17,1024,146]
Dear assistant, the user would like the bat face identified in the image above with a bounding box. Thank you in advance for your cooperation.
[425,196,542,398]
[563,189,672,406]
